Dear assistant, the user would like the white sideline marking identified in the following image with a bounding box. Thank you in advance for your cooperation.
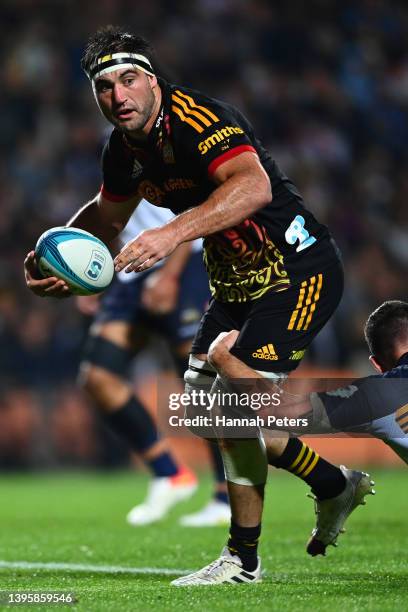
[0,560,190,576]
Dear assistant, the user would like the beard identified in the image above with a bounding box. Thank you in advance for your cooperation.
[114,85,156,135]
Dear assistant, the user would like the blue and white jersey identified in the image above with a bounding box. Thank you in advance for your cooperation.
[118,199,203,282]
[315,354,408,432]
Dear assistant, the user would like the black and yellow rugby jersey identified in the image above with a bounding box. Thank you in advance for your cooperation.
[101,79,340,303]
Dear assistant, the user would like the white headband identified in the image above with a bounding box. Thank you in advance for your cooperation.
[88,52,154,80]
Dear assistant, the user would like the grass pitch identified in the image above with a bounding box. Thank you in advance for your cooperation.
[0,468,406,611]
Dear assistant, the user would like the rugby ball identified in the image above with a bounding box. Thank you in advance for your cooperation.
[35,226,114,295]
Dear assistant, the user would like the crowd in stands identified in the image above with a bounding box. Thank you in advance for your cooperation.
[1,0,407,465]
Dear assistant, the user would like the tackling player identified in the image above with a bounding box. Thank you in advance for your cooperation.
[24,27,370,585]
[79,199,230,526]
[203,300,408,463]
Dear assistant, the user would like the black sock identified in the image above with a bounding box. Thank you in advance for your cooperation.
[227,520,261,572]
[103,396,178,477]
[270,438,346,500]
[215,491,229,505]
[147,453,179,478]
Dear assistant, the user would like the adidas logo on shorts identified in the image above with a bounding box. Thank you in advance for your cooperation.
[252,344,278,360]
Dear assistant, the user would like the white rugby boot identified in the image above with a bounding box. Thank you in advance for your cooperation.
[171,546,261,586]
[306,465,375,556]
[179,500,231,527]
[126,467,197,526]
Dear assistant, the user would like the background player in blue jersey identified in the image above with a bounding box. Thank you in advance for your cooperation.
[24,26,369,585]
[79,200,230,526]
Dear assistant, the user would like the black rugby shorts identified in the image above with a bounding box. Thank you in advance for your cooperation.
[191,260,344,373]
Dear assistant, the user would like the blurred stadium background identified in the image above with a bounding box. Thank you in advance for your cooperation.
[1,0,408,471]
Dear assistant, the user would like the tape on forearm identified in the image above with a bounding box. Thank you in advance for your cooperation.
[184,355,216,393]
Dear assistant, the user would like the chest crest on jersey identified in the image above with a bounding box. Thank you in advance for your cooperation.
[159,114,175,164]
[138,180,165,206]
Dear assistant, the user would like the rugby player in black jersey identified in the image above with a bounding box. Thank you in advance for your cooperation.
[24,26,373,585]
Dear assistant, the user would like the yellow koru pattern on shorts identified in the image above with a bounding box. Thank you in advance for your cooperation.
[203,220,290,303]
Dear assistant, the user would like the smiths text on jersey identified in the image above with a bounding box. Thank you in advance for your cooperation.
[101,79,339,303]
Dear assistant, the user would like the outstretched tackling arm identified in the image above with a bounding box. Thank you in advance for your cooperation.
[207,331,328,428]
[207,330,395,436]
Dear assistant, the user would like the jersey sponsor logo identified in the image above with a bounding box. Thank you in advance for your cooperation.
[138,178,196,205]
[171,90,219,133]
[252,344,278,360]
[164,178,196,191]
[287,274,323,331]
[285,215,317,252]
[198,126,245,155]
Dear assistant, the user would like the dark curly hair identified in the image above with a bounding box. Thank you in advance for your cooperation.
[81,25,155,76]
[364,300,408,365]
